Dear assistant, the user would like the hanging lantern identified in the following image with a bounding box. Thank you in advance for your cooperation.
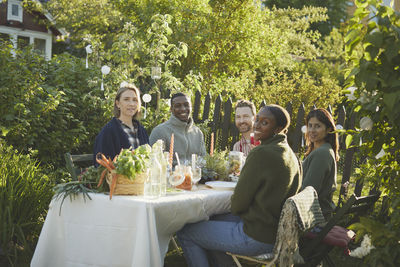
[360,117,373,131]
[100,65,111,91]
[151,66,161,80]
[142,94,152,119]
[85,45,93,69]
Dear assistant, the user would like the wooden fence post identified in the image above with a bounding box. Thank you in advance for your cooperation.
[193,90,202,124]
[201,92,211,123]
[208,95,222,153]
[337,105,346,150]
[285,102,293,117]
[338,111,357,206]
[292,103,305,154]
[221,98,233,150]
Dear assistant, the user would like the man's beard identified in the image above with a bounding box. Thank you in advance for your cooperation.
[238,123,252,134]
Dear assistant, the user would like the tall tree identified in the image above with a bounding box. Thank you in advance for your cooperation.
[263,0,349,35]
[45,0,341,110]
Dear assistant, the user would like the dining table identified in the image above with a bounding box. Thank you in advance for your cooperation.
[31,184,233,267]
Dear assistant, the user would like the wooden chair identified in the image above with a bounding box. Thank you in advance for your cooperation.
[227,186,326,267]
[299,193,381,267]
[64,152,93,180]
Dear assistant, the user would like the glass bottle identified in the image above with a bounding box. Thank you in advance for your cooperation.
[146,151,162,198]
[160,152,170,194]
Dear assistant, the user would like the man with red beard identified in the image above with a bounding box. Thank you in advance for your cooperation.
[232,100,258,157]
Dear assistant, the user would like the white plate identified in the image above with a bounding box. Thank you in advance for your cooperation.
[205,181,237,190]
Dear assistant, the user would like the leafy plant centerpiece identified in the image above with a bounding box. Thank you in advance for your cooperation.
[96,144,153,199]
[201,150,229,182]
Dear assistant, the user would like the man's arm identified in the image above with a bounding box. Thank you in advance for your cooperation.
[149,126,167,146]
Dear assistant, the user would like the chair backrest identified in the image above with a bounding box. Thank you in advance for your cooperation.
[64,152,93,180]
[269,186,325,266]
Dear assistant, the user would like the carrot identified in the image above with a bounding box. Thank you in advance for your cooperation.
[109,160,116,170]
[109,173,117,199]
[96,153,113,170]
[101,154,111,165]
[96,157,112,171]
[97,169,108,188]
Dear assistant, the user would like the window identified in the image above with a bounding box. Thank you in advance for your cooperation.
[7,0,23,23]
[34,38,46,54]
[17,36,29,49]
[12,4,19,16]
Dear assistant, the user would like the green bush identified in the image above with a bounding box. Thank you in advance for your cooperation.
[0,140,54,266]
[344,0,400,265]
[0,43,111,170]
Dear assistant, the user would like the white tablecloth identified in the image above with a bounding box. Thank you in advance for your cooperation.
[31,187,232,267]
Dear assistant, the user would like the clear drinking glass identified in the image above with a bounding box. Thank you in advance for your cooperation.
[168,165,185,187]
[191,166,202,190]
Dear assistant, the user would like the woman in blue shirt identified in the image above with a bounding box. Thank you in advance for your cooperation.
[93,83,149,165]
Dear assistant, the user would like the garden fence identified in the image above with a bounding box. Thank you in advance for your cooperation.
[178,90,366,200]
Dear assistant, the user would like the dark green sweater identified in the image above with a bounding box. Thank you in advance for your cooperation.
[301,143,337,219]
[231,134,302,244]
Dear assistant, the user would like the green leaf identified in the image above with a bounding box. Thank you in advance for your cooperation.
[365,45,379,60]
[383,92,400,111]
[365,31,383,48]
[385,40,399,62]
[4,114,14,121]
[346,134,353,149]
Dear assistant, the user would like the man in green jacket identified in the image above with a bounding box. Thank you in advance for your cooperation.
[149,93,206,164]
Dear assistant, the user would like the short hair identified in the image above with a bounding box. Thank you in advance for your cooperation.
[235,100,256,116]
[261,104,291,132]
[113,83,142,120]
[171,92,190,105]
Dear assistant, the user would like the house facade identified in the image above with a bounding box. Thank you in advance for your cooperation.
[0,0,65,59]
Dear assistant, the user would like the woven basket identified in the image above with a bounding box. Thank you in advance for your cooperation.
[106,171,147,196]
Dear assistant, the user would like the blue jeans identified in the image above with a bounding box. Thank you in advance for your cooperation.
[177,214,274,267]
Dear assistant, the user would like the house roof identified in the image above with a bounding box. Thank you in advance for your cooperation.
[31,0,67,36]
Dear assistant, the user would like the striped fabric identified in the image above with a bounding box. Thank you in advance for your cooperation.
[289,186,326,231]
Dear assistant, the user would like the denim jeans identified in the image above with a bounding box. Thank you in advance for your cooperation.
[177,213,274,267]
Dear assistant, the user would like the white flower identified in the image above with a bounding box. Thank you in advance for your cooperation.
[301,125,307,134]
[350,235,375,258]
[375,148,386,159]
[360,117,373,131]
[120,81,129,88]
[101,65,110,75]
[345,86,357,101]
[336,124,343,130]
